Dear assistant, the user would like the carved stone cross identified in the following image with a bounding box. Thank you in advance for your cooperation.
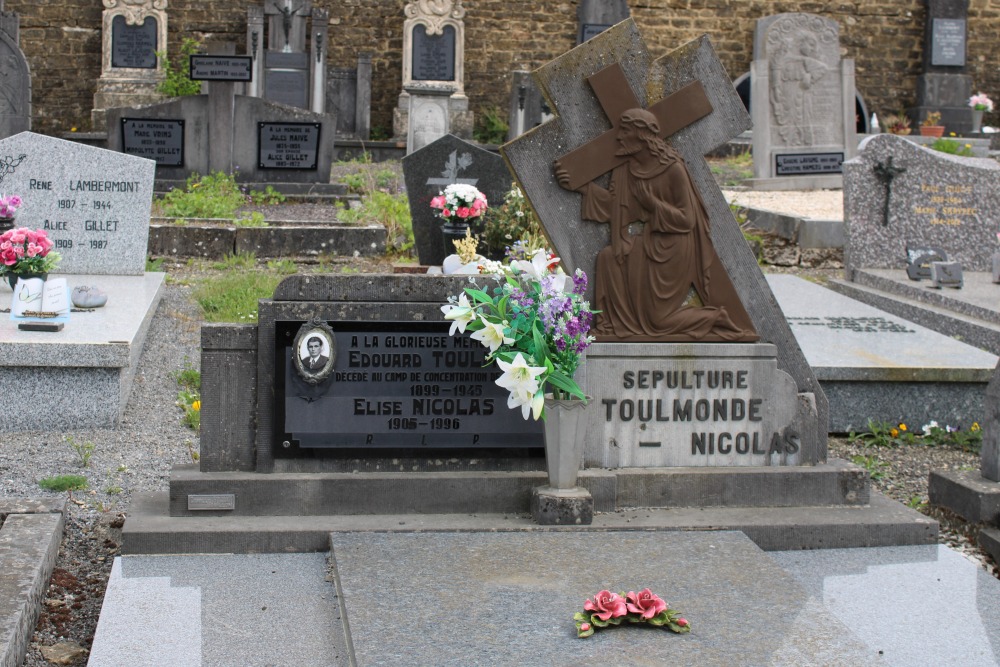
[873,156,906,227]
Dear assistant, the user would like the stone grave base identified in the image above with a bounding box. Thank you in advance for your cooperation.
[0,273,164,431]
[768,274,998,432]
[929,470,1000,564]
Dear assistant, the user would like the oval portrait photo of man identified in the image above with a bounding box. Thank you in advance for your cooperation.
[292,320,336,384]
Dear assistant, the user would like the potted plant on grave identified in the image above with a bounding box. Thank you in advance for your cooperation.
[881,112,911,136]
[920,111,945,138]
[0,226,61,290]
[441,249,595,489]
[968,92,993,134]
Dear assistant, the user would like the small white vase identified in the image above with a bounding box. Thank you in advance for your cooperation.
[542,396,589,489]
[972,109,984,133]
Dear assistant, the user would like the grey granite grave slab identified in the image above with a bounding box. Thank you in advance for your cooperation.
[771,544,1000,667]
[0,272,164,430]
[767,274,997,432]
[845,134,1000,274]
[403,133,511,266]
[0,132,155,275]
[87,553,346,667]
[330,530,874,666]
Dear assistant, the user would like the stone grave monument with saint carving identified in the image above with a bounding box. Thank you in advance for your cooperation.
[0,1,29,140]
[394,0,473,153]
[749,13,857,190]
[91,0,168,133]
[246,0,328,114]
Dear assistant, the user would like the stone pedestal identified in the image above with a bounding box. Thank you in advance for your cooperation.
[530,486,593,525]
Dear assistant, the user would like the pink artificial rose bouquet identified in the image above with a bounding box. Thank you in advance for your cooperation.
[0,194,22,219]
[0,226,61,278]
[430,183,488,221]
[574,587,690,638]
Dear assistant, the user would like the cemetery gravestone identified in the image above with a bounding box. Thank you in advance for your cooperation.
[395,0,473,149]
[121,118,184,167]
[403,133,511,266]
[577,0,630,44]
[843,133,1000,276]
[0,6,29,140]
[912,0,973,132]
[328,53,372,139]
[749,13,857,189]
[502,21,827,468]
[0,132,154,275]
[92,0,168,132]
[506,70,553,141]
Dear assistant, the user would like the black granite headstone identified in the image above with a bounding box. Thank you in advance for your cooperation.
[111,15,157,69]
[402,134,513,266]
[121,118,184,167]
[189,55,253,81]
[258,122,319,170]
[931,18,966,67]
[411,25,456,81]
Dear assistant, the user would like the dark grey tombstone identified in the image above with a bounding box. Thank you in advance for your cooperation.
[912,0,972,131]
[577,0,630,44]
[328,54,372,139]
[264,51,310,109]
[110,15,157,69]
[403,134,512,266]
[0,10,29,139]
[411,25,456,82]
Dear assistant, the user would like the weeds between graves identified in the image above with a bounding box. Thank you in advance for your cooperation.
[38,474,88,492]
[64,436,95,468]
[156,171,286,225]
[708,150,753,186]
[930,137,975,157]
[849,418,982,453]
[473,105,509,145]
[192,252,288,323]
[156,38,202,98]
[334,155,413,255]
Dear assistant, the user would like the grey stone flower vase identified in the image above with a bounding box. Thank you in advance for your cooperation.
[992,253,1000,284]
[532,396,594,526]
[972,109,984,134]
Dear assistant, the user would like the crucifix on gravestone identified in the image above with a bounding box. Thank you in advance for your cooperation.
[270,0,306,52]
[550,64,755,341]
[873,156,906,227]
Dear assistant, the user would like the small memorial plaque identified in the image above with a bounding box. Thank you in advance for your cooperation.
[905,246,948,281]
[258,122,320,170]
[411,24,456,81]
[580,23,612,43]
[189,55,253,82]
[775,153,844,176]
[111,15,157,69]
[263,69,309,109]
[275,321,544,450]
[929,260,963,289]
[187,494,236,511]
[121,118,184,167]
[931,19,966,67]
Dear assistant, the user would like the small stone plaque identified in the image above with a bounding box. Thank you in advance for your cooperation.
[110,15,157,69]
[187,494,236,511]
[929,260,963,289]
[411,24,456,82]
[579,23,612,43]
[276,321,543,450]
[905,246,949,281]
[775,153,845,176]
[121,118,184,167]
[931,18,966,67]
[258,122,320,170]
[189,55,253,82]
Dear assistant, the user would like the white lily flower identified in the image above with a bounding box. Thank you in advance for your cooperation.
[470,317,513,353]
[511,249,558,281]
[506,385,546,420]
[495,352,546,396]
[441,293,475,335]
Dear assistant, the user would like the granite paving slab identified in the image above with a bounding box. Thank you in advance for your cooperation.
[330,531,875,666]
[87,553,346,667]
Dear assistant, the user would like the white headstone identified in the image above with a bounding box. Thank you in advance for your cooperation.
[0,132,154,275]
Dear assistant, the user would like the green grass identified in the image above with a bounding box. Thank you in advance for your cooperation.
[39,474,88,492]
[193,254,287,323]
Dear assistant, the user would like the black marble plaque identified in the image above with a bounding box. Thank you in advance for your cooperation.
[258,122,320,170]
[931,19,966,67]
[189,55,253,81]
[275,321,544,450]
[411,24,456,81]
[111,16,157,69]
[775,152,844,176]
[121,118,184,167]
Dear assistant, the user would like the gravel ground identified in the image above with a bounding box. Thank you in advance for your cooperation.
[2,164,997,664]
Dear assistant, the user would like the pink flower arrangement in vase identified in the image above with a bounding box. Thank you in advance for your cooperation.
[0,226,61,288]
[573,588,690,638]
[430,183,488,221]
[0,194,22,232]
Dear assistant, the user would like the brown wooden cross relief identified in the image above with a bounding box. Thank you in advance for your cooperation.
[556,62,714,191]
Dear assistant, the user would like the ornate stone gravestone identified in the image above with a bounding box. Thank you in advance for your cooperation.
[246,1,328,114]
[912,0,973,132]
[92,0,168,132]
[843,134,1000,276]
[577,0,630,44]
[394,0,473,152]
[0,3,29,140]
[749,13,857,190]
[502,20,827,470]
[403,133,511,266]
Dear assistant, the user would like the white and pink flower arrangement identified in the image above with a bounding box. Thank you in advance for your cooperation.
[0,226,61,278]
[574,588,690,638]
[969,92,994,112]
[0,194,22,219]
[441,248,594,420]
[430,183,488,221]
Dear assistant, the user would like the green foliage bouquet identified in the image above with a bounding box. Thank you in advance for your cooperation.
[441,249,595,420]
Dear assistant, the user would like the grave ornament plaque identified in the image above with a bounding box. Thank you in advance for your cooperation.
[111,15,157,69]
[189,55,253,82]
[931,18,966,67]
[412,24,456,82]
[258,121,319,170]
[121,118,183,166]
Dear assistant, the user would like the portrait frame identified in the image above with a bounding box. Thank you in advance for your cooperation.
[292,318,336,384]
